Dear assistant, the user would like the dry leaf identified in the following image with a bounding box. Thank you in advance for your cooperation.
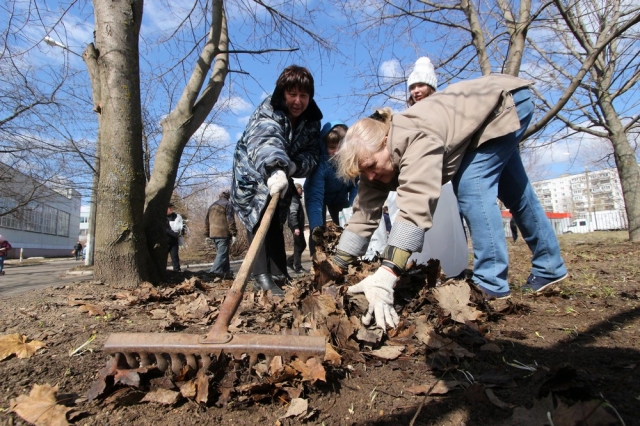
[0,333,45,360]
[432,281,483,323]
[281,398,308,419]
[195,368,209,404]
[324,343,342,365]
[405,380,458,396]
[178,380,197,399]
[370,345,404,360]
[78,304,105,316]
[290,358,326,383]
[141,388,180,405]
[10,383,72,426]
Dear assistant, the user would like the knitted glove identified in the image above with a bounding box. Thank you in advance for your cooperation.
[266,170,288,199]
[347,266,399,330]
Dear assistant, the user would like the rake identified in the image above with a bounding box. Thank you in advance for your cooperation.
[103,195,326,375]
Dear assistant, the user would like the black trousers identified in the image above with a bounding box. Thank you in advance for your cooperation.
[288,230,307,269]
[168,238,180,271]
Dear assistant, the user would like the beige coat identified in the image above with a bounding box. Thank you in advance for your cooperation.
[343,74,531,252]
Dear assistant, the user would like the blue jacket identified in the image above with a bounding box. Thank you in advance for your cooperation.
[231,92,322,231]
[304,120,358,230]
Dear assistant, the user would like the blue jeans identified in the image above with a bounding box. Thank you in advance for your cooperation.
[210,237,230,274]
[452,87,567,296]
[0,257,4,273]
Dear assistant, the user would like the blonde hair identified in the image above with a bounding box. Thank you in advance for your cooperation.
[335,108,393,182]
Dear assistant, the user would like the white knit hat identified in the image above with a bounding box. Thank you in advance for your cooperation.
[407,57,437,91]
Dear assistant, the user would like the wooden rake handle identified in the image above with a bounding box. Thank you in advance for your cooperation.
[202,195,279,342]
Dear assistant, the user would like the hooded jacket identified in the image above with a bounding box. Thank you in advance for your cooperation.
[205,196,237,239]
[303,121,359,230]
[231,90,323,232]
[338,74,532,257]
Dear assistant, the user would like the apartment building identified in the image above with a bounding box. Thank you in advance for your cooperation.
[532,168,626,216]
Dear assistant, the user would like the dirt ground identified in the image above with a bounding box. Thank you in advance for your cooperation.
[1,231,638,426]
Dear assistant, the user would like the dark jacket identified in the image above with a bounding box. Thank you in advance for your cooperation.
[303,120,358,230]
[231,91,323,232]
[205,196,237,239]
[288,189,306,232]
[0,241,11,259]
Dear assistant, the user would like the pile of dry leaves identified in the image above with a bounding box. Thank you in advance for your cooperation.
[2,223,623,424]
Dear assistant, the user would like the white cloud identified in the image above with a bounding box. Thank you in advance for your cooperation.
[225,96,252,114]
[193,123,230,145]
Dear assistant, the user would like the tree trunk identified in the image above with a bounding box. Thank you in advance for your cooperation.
[92,0,150,287]
[143,0,230,281]
[600,97,640,241]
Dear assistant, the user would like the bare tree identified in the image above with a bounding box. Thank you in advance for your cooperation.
[526,0,640,240]
[83,0,331,286]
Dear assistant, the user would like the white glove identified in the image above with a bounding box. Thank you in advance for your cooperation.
[232,236,237,245]
[347,266,399,330]
[267,170,288,199]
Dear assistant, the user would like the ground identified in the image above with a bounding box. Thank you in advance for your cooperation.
[0,231,639,426]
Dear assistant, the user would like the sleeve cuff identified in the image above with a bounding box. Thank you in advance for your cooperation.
[336,229,370,257]
[387,220,424,252]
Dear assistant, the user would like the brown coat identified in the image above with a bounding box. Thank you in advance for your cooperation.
[346,74,531,242]
[205,197,237,239]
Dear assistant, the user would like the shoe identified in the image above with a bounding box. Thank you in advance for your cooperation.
[475,284,511,300]
[294,266,309,273]
[252,273,285,296]
[522,273,568,293]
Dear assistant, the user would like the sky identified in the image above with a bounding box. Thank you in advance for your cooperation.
[11,0,638,199]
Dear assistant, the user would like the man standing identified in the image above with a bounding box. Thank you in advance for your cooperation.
[287,183,308,274]
[167,203,183,272]
[73,241,83,261]
[205,189,237,278]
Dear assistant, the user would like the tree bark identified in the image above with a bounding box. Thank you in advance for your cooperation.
[92,0,150,287]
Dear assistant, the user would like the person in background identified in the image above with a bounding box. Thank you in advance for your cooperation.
[333,74,567,330]
[231,65,322,296]
[407,56,437,106]
[287,183,308,273]
[73,241,83,261]
[166,203,183,272]
[206,189,237,279]
[304,121,358,254]
[0,235,11,275]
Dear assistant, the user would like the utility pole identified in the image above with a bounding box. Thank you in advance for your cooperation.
[44,36,99,265]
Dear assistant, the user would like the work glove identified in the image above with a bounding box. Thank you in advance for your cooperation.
[347,266,399,330]
[232,236,237,245]
[267,170,288,199]
[311,226,325,245]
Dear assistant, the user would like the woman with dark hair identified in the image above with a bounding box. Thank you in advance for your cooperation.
[231,65,323,295]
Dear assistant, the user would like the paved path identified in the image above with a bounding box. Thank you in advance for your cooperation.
[1,252,314,298]
[0,259,92,298]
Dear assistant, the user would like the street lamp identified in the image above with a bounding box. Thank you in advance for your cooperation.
[44,36,82,57]
[43,35,99,266]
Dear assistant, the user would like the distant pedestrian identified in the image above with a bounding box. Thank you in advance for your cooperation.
[73,241,83,261]
[287,183,308,273]
[167,203,183,272]
[205,189,237,279]
[0,235,12,275]
[510,218,518,242]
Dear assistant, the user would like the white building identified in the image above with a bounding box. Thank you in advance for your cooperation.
[79,205,90,244]
[532,168,626,217]
[0,162,81,258]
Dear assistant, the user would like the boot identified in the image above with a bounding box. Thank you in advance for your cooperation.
[253,273,285,296]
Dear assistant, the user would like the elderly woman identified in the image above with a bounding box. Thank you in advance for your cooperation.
[231,65,322,296]
[334,74,567,329]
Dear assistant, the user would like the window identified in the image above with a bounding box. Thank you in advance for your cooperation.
[57,211,70,237]
[23,204,43,233]
[80,216,89,224]
[42,205,57,234]
[0,198,20,229]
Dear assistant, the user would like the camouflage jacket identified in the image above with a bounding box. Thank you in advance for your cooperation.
[231,94,322,231]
